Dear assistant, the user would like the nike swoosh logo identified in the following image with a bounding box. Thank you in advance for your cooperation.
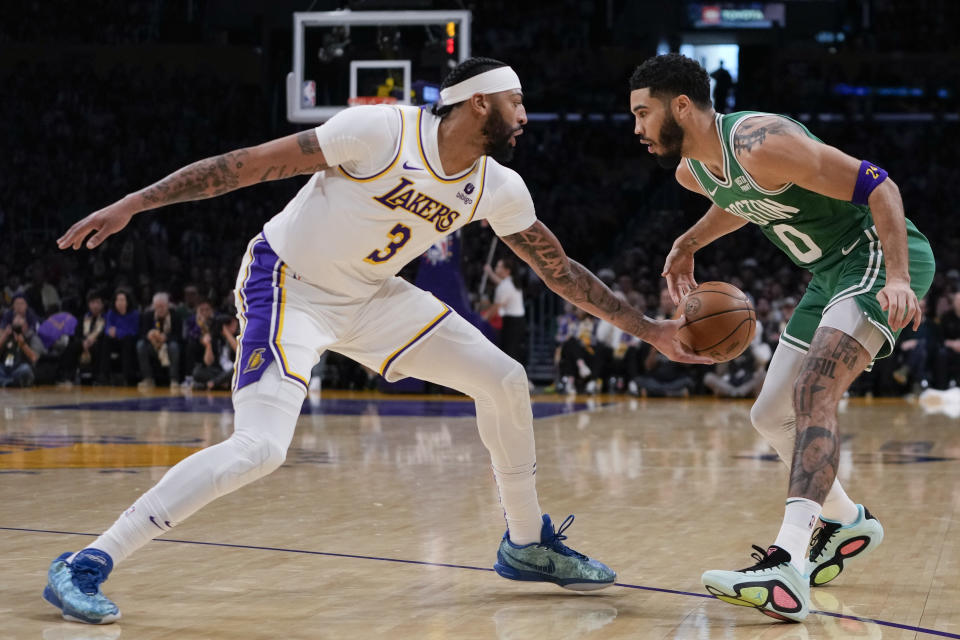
[503,551,556,574]
[402,161,423,171]
[708,184,719,196]
[841,238,860,255]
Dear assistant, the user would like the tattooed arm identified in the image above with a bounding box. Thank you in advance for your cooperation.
[735,115,920,331]
[663,162,748,304]
[501,221,712,364]
[58,131,329,250]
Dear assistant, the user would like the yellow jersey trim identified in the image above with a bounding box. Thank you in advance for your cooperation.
[273,264,309,386]
[378,303,452,376]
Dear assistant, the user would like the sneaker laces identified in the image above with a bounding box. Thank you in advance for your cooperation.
[71,563,106,596]
[539,514,588,560]
[808,521,841,562]
[738,545,788,572]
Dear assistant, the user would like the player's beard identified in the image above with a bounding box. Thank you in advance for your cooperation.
[653,111,685,169]
[482,105,517,163]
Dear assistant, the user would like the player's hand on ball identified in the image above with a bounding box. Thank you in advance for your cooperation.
[662,245,697,305]
[58,199,137,250]
[647,317,714,365]
[877,278,921,332]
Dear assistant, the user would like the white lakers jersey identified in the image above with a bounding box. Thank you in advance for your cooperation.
[262,105,537,300]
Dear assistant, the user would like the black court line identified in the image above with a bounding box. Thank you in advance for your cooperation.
[5,525,958,638]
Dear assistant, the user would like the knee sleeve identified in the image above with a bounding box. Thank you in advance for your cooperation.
[211,428,288,495]
[750,394,796,463]
[471,355,534,470]
[750,344,805,464]
[219,363,303,489]
[477,359,532,427]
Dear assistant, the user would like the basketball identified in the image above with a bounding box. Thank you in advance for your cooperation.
[676,282,756,362]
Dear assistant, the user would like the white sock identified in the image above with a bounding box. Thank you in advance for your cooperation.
[820,478,860,525]
[773,497,822,573]
[494,463,542,545]
[85,491,177,566]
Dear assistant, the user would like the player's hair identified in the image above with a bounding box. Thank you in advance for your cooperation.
[431,57,509,118]
[629,54,712,109]
[86,289,103,303]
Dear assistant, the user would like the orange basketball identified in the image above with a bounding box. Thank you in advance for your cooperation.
[676,282,756,362]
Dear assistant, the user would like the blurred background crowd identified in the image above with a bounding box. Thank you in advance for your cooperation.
[2,0,959,396]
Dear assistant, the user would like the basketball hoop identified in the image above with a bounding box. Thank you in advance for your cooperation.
[347,96,399,107]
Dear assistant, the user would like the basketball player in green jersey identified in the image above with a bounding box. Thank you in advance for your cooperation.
[629,54,935,622]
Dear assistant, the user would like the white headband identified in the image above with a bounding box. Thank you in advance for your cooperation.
[439,66,522,105]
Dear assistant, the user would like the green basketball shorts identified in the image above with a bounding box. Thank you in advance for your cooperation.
[781,224,935,359]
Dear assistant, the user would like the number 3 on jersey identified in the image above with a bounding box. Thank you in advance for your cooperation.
[364,223,412,264]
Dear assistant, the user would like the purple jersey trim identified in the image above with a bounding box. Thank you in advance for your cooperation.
[233,235,308,392]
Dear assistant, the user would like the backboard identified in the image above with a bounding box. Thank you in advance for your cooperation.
[287,10,471,123]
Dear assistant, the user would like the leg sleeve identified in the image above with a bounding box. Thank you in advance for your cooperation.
[389,314,543,544]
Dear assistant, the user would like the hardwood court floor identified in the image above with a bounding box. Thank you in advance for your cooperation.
[2,386,959,639]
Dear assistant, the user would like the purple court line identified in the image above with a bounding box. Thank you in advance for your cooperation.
[5,525,959,639]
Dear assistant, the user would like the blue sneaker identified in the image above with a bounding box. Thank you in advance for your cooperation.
[493,514,616,591]
[43,549,121,624]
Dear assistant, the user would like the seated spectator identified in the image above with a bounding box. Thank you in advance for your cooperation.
[179,284,200,319]
[634,347,697,398]
[34,307,78,385]
[593,291,644,392]
[753,296,777,352]
[935,291,960,389]
[633,287,696,397]
[193,314,239,391]
[102,289,140,385]
[183,298,216,383]
[0,294,40,333]
[550,302,576,390]
[137,291,183,390]
[557,307,597,393]
[892,303,937,394]
[59,291,108,385]
[703,323,768,398]
[23,265,60,319]
[0,312,45,387]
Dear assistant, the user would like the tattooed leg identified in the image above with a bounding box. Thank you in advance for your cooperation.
[789,327,872,503]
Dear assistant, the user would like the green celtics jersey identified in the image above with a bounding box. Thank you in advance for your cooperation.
[685,111,911,274]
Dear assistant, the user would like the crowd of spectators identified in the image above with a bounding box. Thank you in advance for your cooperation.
[0,286,240,390]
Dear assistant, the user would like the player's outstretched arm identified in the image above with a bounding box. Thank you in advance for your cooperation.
[501,221,712,364]
[663,203,747,304]
[665,163,749,304]
[58,131,330,250]
[735,115,920,331]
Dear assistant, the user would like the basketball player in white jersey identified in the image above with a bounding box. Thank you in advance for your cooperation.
[47,57,710,624]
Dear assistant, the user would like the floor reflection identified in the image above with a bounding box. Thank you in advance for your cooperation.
[811,589,885,639]
[493,600,617,639]
[42,624,122,640]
